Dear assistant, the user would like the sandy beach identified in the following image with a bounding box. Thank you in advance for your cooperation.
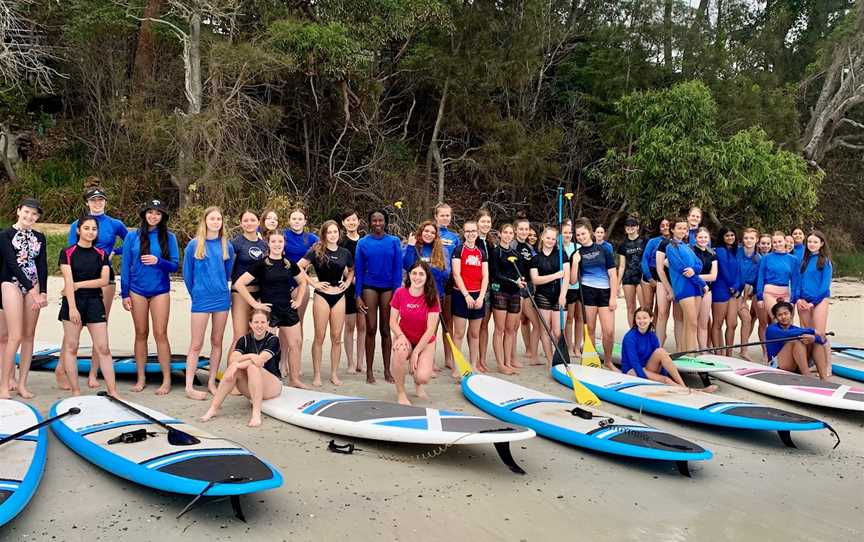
[3,276,863,541]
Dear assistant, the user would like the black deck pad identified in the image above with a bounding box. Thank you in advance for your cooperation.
[158,454,274,482]
[600,428,706,453]
[310,400,426,421]
[703,404,819,424]
[745,372,839,389]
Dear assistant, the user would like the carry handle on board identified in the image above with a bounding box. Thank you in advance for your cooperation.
[97,391,201,446]
[670,332,835,359]
[0,407,81,447]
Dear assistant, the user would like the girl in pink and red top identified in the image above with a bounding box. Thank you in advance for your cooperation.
[451,220,489,376]
[390,261,440,405]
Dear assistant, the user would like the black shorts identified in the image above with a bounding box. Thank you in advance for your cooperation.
[452,291,485,320]
[534,291,560,311]
[269,305,300,328]
[520,283,535,299]
[363,285,392,295]
[622,271,642,286]
[491,291,521,314]
[59,295,107,325]
[649,268,660,282]
[345,284,358,315]
[231,287,262,302]
[566,288,580,305]
[581,285,611,308]
[108,266,116,285]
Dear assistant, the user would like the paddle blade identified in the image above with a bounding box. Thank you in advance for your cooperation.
[581,326,601,368]
[553,335,571,366]
[445,333,473,378]
[561,364,601,406]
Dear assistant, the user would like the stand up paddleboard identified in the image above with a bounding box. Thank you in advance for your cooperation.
[701,355,864,411]
[261,387,535,474]
[0,400,49,526]
[597,342,729,374]
[832,349,864,383]
[50,395,282,519]
[460,373,712,476]
[552,364,837,448]
[24,347,209,374]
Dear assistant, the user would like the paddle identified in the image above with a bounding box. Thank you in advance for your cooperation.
[508,256,601,406]
[96,391,200,446]
[668,332,835,360]
[0,407,81,447]
[555,188,572,369]
[438,312,474,378]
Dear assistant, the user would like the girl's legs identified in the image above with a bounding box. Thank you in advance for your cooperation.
[640,281,656,315]
[149,293,172,395]
[0,284,23,399]
[442,295,454,371]
[565,302,577,355]
[245,366,283,426]
[812,299,831,377]
[344,313,357,372]
[723,298,738,357]
[697,290,712,349]
[413,342,436,399]
[519,297,538,366]
[737,295,754,360]
[230,291,251,354]
[15,290,41,399]
[281,323,307,389]
[491,309,516,374]
[571,301,583,356]
[85,283,116,387]
[390,338,413,405]
[505,312,521,372]
[185,312,211,400]
[597,306,615,369]
[328,298,346,385]
[0,310,8,393]
[311,295,330,387]
[710,300,727,354]
[655,283,672,347]
[678,297,699,353]
[60,320,83,396]
[362,289,380,384]
[776,340,810,376]
[672,302,684,351]
[623,284,638,327]
[466,318,482,372]
[478,306,492,372]
[643,347,686,387]
[452,315,468,362]
[206,311,228,394]
[536,309,555,363]
[378,290,394,383]
[129,292,151,392]
[756,302,769,362]
[88,322,118,397]
[584,305,599,355]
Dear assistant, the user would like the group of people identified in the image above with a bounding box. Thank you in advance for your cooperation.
[0,190,835,426]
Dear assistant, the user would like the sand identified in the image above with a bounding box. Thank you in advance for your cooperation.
[3,277,863,541]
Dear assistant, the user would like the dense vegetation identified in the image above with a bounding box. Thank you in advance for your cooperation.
[1,1,862,248]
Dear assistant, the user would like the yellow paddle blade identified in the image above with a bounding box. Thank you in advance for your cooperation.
[562,364,601,406]
[216,370,225,381]
[445,333,474,378]
[581,326,602,368]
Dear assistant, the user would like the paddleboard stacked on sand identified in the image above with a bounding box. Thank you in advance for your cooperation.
[596,342,729,374]
[262,386,535,473]
[0,400,48,526]
[699,355,864,411]
[552,364,833,447]
[460,373,711,475]
[50,395,282,497]
[22,346,208,374]
[831,344,864,382]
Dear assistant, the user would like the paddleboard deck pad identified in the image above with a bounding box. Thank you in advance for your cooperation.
[0,400,48,527]
[461,373,711,476]
[552,364,837,448]
[262,387,535,474]
[50,395,282,518]
[701,355,864,411]
[24,347,208,374]
[597,342,729,374]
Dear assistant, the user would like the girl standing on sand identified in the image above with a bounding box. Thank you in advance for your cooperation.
[339,210,365,374]
[229,211,267,353]
[121,199,179,395]
[182,207,234,400]
[488,223,524,375]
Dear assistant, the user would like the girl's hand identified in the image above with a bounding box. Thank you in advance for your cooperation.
[757,300,765,309]
[517,278,526,289]
[410,350,420,373]
[141,254,158,265]
[356,297,368,314]
[122,297,132,311]
[254,302,272,312]
[407,233,417,246]
[683,268,695,278]
[70,308,81,325]
[608,297,617,312]
[290,298,301,309]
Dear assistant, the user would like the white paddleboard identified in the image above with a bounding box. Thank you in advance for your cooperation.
[0,400,48,527]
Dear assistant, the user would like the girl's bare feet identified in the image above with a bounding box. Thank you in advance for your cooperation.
[396,393,411,405]
[155,382,171,395]
[186,388,208,401]
[88,377,100,389]
[497,365,517,375]
[330,375,342,386]
[131,380,146,392]
[17,386,34,399]
[248,414,262,427]
[200,408,219,422]
[415,385,429,400]
[289,379,311,390]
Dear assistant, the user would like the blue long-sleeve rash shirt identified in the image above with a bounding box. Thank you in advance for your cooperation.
[795,255,832,306]
[403,243,451,297]
[120,229,179,298]
[620,327,661,379]
[183,238,235,313]
[756,252,798,301]
[354,234,403,294]
[69,213,128,259]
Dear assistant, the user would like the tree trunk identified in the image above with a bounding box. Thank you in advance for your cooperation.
[427,78,450,203]
[132,0,163,95]
[186,12,202,115]
[663,0,673,71]
[0,123,18,184]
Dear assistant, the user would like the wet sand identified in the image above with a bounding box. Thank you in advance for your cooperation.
[4,277,863,541]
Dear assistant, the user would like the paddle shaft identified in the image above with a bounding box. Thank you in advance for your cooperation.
[669,332,835,359]
[96,391,179,434]
[556,188,565,332]
[509,260,569,362]
[0,407,80,447]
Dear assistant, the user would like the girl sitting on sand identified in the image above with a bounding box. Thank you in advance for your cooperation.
[201,309,283,427]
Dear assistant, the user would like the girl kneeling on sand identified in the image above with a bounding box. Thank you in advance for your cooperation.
[201,309,283,427]
[390,261,440,405]
[620,307,716,392]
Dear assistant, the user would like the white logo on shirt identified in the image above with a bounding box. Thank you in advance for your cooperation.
[465,254,481,266]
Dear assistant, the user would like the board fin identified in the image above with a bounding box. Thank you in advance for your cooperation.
[676,461,691,477]
[494,442,526,475]
[778,430,796,448]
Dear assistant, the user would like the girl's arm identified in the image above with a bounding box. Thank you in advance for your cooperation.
[700,260,718,283]
[235,272,265,309]
[182,241,196,293]
[156,234,180,273]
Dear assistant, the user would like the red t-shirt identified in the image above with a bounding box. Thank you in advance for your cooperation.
[454,244,485,292]
[390,287,440,345]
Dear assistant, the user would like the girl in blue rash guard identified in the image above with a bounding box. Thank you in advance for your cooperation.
[795,230,833,358]
[766,302,829,379]
[183,207,235,401]
[640,218,670,318]
[756,231,799,319]
[572,218,618,369]
[620,308,715,391]
[657,217,706,353]
[354,210,403,384]
[284,208,319,353]
[735,228,761,360]
[434,203,459,374]
[61,186,129,390]
[686,206,703,245]
[692,228,717,349]
[121,199,179,395]
[711,227,741,357]
[229,210,267,355]
[791,228,806,262]
[403,221,450,299]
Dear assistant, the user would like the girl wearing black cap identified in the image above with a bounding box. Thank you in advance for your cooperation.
[0,198,48,399]
[58,184,128,390]
[120,199,179,395]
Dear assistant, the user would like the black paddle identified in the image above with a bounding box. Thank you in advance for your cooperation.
[0,407,81,447]
[96,391,200,446]
[669,332,835,359]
